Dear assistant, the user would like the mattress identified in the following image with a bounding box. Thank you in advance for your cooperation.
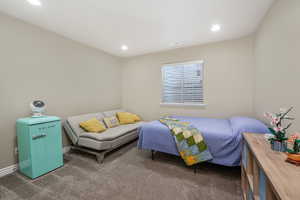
[138,116,270,166]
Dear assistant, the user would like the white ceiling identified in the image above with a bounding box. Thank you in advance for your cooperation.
[0,0,274,57]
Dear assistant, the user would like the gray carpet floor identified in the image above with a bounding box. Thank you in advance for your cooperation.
[0,141,241,200]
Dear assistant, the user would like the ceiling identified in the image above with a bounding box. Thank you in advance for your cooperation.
[0,0,274,57]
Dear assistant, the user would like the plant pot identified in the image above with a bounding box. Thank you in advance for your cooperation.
[271,140,287,152]
[287,153,300,162]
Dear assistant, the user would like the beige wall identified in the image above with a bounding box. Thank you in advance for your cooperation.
[3,0,298,170]
[0,13,122,169]
[254,0,300,133]
[122,36,255,121]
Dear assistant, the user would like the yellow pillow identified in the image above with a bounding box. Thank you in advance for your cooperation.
[103,116,120,128]
[117,112,141,124]
[79,118,106,133]
[132,114,141,122]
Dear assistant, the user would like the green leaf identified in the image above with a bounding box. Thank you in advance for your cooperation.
[287,148,296,154]
[284,117,295,120]
[269,128,276,135]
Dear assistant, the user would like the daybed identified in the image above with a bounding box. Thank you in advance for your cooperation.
[138,116,270,166]
[64,109,143,163]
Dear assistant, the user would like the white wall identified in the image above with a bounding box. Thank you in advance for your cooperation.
[0,13,122,169]
[254,0,300,133]
[122,36,255,121]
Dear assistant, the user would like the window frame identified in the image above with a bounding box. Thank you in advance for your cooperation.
[160,60,206,107]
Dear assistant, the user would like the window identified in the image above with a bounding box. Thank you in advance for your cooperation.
[161,61,204,106]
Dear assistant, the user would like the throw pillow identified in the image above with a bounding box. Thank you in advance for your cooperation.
[79,118,106,133]
[132,114,141,122]
[117,112,141,124]
[103,116,120,128]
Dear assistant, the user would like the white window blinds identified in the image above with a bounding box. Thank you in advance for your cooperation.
[161,61,204,104]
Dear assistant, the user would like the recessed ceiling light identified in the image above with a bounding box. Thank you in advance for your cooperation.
[27,0,42,6]
[121,45,128,51]
[211,24,221,32]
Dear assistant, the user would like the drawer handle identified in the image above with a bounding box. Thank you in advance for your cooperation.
[32,134,46,140]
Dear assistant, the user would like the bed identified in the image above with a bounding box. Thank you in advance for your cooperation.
[138,116,270,166]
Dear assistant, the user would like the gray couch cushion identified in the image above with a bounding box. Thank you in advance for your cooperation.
[78,137,111,150]
[78,130,139,151]
[103,109,126,117]
[79,122,144,141]
[67,112,105,137]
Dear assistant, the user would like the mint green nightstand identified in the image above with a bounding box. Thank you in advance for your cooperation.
[16,116,63,179]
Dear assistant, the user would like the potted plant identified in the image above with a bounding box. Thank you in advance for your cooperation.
[287,133,300,162]
[264,107,294,152]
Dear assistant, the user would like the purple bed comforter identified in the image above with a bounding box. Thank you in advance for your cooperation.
[138,116,270,166]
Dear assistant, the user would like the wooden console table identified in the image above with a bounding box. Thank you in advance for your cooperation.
[242,133,300,200]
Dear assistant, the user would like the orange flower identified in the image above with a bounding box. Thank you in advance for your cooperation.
[288,133,300,142]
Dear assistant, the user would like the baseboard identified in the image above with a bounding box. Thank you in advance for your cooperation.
[0,164,18,178]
